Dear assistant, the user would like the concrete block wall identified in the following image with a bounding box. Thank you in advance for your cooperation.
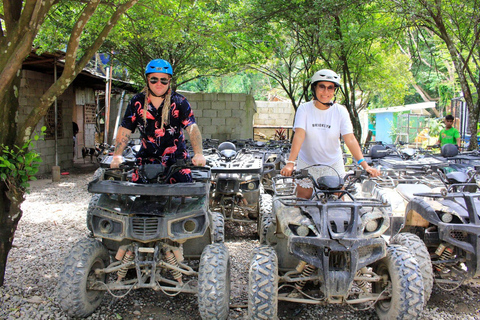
[19,70,75,175]
[181,92,256,142]
[253,101,295,140]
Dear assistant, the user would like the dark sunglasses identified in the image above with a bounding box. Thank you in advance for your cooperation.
[149,77,170,85]
[317,84,336,92]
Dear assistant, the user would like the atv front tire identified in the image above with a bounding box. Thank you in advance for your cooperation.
[210,210,225,243]
[57,237,110,318]
[373,244,424,320]
[391,232,433,304]
[198,243,230,319]
[248,245,278,319]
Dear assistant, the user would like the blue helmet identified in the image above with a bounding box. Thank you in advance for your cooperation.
[145,59,173,76]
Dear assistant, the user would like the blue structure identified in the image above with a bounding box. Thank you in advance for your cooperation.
[375,112,394,144]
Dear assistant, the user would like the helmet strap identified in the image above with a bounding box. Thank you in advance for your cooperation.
[312,85,337,108]
[147,83,170,98]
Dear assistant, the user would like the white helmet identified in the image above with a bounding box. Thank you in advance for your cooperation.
[310,69,341,87]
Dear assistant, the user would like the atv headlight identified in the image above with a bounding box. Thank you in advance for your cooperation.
[248,182,256,190]
[441,212,453,223]
[296,225,309,237]
[365,219,379,232]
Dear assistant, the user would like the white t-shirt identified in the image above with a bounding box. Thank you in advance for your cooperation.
[294,100,353,166]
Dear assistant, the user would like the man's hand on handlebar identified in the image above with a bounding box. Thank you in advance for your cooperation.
[192,153,206,167]
[110,155,124,169]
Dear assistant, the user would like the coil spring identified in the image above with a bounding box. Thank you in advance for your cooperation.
[165,250,182,282]
[117,250,134,281]
[355,268,369,291]
[295,262,316,291]
[436,245,454,272]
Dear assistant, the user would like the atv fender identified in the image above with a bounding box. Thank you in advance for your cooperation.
[405,198,431,228]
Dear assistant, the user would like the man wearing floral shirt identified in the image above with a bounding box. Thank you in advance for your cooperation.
[110,59,206,183]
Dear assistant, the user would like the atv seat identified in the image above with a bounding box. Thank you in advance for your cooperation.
[396,183,432,201]
[218,141,237,160]
[369,145,389,159]
[218,141,236,152]
[445,171,468,184]
[441,144,459,158]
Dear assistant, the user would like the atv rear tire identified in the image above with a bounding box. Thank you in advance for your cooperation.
[373,244,424,320]
[248,245,278,319]
[198,243,230,319]
[57,237,110,318]
[391,232,433,304]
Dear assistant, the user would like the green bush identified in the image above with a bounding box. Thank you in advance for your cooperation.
[0,127,45,193]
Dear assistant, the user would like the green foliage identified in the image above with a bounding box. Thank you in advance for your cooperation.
[0,128,45,193]
[425,117,444,137]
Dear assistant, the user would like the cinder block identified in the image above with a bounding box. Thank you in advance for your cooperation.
[203,125,218,135]
[197,117,212,126]
[212,101,226,110]
[217,109,232,118]
[203,110,217,118]
[218,93,232,101]
[226,101,240,110]
[203,93,218,101]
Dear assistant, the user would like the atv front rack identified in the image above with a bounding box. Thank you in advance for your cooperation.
[88,179,209,197]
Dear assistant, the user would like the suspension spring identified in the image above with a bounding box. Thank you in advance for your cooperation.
[117,250,134,281]
[165,250,183,283]
[355,267,369,292]
[295,262,316,291]
[435,244,454,273]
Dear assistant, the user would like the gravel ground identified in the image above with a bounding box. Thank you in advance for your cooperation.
[1,166,480,319]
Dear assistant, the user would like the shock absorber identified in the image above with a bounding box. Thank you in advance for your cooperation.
[117,249,134,281]
[165,249,183,284]
[355,267,369,292]
[435,243,455,273]
[294,261,316,292]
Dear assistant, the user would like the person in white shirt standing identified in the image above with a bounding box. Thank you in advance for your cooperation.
[280,69,381,199]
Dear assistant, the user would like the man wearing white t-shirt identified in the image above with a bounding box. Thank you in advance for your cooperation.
[280,69,381,199]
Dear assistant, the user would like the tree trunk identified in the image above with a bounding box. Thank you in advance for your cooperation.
[0,184,25,286]
[0,73,23,286]
[467,103,479,150]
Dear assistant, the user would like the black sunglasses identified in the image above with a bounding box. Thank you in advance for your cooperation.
[149,77,170,85]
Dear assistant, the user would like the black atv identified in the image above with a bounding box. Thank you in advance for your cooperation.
[249,165,425,319]
[206,141,273,224]
[57,158,230,319]
[393,162,480,299]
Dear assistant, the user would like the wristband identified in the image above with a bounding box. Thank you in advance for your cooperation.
[286,160,296,165]
[357,158,365,165]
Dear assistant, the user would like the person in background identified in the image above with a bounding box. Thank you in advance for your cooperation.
[437,114,461,148]
[72,121,79,159]
[280,69,381,199]
[110,59,206,183]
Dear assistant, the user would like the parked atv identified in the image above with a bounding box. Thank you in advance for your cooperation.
[249,165,425,319]
[393,162,480,299]
[206,141,272,224]
[57,158,230,319]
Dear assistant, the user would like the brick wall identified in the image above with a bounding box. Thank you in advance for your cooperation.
[253,101,295,140]
[20,70,75,175]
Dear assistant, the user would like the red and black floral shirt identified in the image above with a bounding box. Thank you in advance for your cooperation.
[120,91,195,183]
